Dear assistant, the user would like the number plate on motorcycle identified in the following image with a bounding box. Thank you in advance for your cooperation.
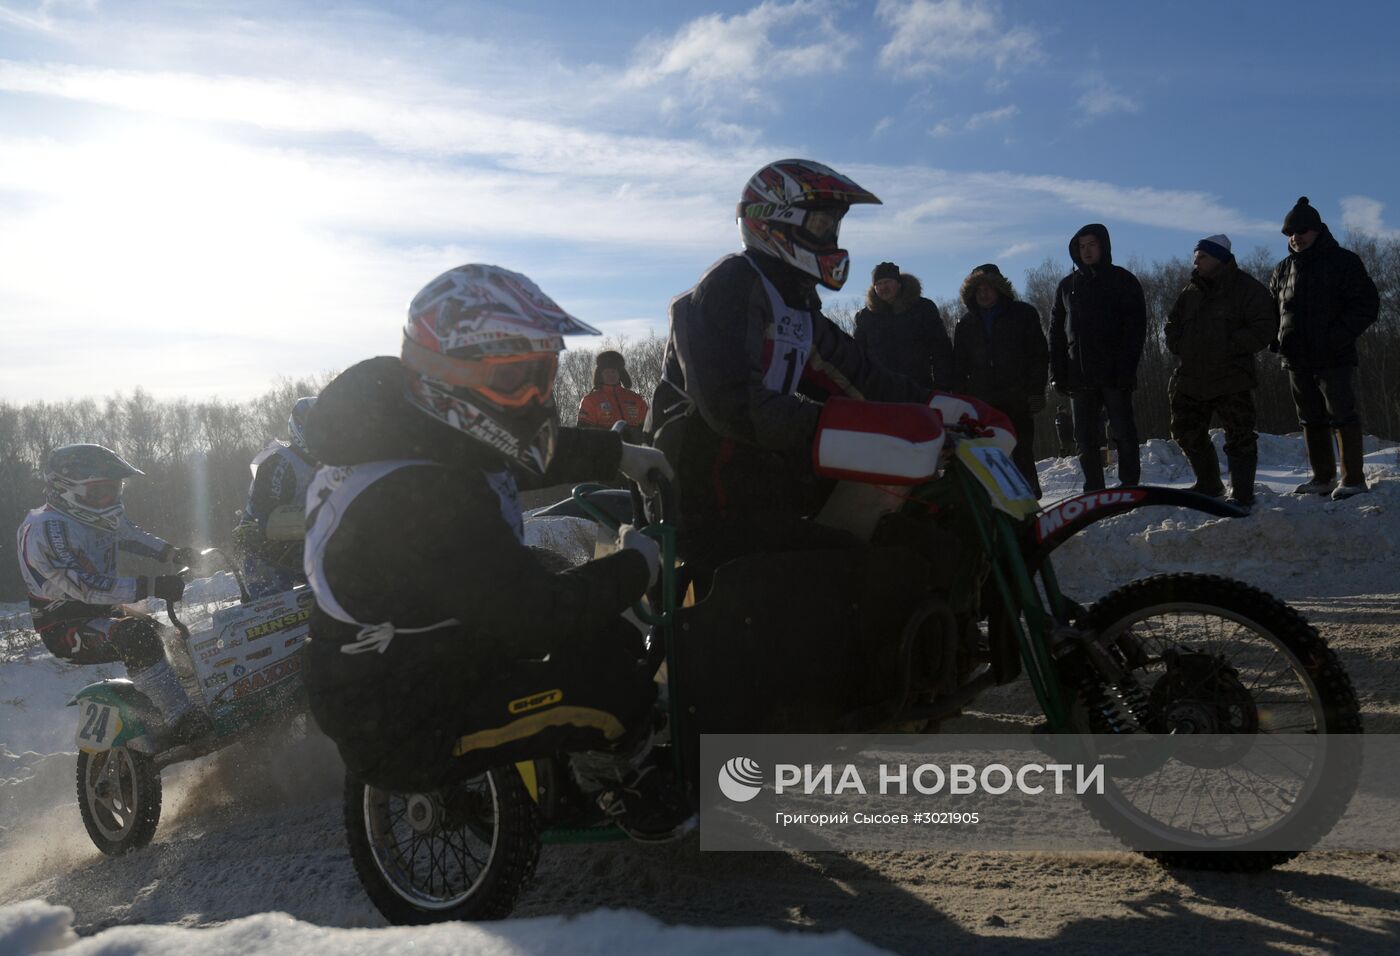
[76,701,122,753]
[957,440,1040,518]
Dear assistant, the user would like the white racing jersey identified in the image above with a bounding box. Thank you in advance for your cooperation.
[16,505,171,624]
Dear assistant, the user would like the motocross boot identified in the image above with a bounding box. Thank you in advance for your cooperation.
[1331,422,1369,499]
[162,708,216,748]
[595,754,697,843]
[1293,425,1337,495]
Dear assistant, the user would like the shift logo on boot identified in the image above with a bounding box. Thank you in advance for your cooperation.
[509,688,562,714]
[718,756,765,802]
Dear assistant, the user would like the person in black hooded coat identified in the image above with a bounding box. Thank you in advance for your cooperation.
[1049,224,1147,490]
[951,263,1049,497]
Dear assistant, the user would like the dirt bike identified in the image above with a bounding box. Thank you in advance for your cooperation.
[342,429,1361,925]
[70,549,313,855]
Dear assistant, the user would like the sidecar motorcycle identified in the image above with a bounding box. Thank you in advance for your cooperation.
[341,430,1361,925]
[69,550,312,854]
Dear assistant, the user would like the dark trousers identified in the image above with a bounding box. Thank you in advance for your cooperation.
[306,615,660,792]
[1072,387,1140,489]
[997,401,1042,498]
[1289,366,1360,427]
[1170,389,1258,460]
[39,614,165,670]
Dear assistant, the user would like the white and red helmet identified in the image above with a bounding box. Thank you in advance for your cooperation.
[737,159,881,291]
[45,443,143,531]
[401,264,599,475]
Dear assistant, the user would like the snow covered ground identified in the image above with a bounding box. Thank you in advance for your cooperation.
[1,429,1397,954]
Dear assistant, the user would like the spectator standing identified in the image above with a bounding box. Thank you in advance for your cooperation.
[577,350,648,440]
[853,261,954,389]
[1165,235,1277,509]
[951,263,1050,497]
[1270,197,1380,499]
[1049,224,1147,491]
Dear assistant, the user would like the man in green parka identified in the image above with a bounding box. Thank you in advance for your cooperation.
[1165,234,1277,509]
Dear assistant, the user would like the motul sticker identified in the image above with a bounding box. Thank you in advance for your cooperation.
[1035,490,1147,542]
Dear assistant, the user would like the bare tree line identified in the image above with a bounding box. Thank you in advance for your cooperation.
[4,234,1397,602]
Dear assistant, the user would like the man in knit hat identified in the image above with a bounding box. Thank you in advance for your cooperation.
[853,261,954,389]
[1270,197,1379,498]
[951,263,1049,497]
[1165,234,1277,510]
[578,349,649,439]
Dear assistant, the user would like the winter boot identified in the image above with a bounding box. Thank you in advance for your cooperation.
[1293,425,1337,495]
[1184,444,1225,497]
[1331,422,1369,499]
[1227,449,1258,511]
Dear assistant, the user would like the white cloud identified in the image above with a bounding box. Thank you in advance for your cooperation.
[876,0,1043,79]
[928,103,1019,136]
[624,0,856,104]
[997,241,1037,258]
[1075,72,1140,120]
[1340,195,1400,239]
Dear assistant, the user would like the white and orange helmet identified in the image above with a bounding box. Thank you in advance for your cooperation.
[737,159,881,291]
[400,264,599,475]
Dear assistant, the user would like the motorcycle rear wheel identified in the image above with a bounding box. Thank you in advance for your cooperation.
[76,746,162,855]
[344,766,541,924]
[1076,573,1361,872]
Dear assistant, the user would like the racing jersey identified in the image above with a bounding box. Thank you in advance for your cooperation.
[16,505,172,628]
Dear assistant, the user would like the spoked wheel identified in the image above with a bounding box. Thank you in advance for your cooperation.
[344,766,541,924]
[76,746,162,855]
[1075,573,1361,872]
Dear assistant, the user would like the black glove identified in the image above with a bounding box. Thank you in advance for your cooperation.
[152,574,186,603]
[170,547,197,568]
[1027,392,1047,414]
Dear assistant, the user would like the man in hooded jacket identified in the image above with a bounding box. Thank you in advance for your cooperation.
[951,263,1049,497]
[1049,224,1147,490]
[1270,196,1379,499]
[853,261,954,389]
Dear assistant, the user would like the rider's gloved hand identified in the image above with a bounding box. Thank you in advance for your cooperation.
[618,443,673,496]
[169,546,197,569]
[617,524,660,588]
[152,574,186,603]
[929,392,1018,456]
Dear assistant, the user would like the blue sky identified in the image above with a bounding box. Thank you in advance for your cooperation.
[2,0,1397,401]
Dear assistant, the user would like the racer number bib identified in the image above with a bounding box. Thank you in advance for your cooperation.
[744,254,813,396]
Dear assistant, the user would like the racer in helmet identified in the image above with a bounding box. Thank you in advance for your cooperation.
[649,158,1016,575]
[234,396,320,596]
[15,444,211,745]
[300,264,690,841]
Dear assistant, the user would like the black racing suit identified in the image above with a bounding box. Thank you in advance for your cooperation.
[301,357,656,792]
[648,251,932,572]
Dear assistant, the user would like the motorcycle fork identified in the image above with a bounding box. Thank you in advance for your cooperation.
[954,469,1075,732]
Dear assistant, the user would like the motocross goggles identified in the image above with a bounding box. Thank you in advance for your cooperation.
[402,335,560,408]
[72,478,123,509]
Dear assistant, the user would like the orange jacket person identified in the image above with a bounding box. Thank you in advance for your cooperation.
[578,350,648,431]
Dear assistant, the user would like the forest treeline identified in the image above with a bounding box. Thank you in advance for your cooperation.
[4,234,1397,602]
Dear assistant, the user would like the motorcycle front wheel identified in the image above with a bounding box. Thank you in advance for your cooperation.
[344,766,541,924]
[1075,572,1361,872]
[76,746,162,855]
